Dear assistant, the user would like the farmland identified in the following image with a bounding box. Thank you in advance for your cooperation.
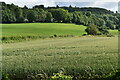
[2,23,86,42]
[1,23,118,79]
[2,23,87,36]
[2,36,118,79]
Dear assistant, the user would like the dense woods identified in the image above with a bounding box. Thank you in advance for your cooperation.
[2,2,120,34]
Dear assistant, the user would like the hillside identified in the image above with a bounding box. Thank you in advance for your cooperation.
[2,23,87,42]
[2,23,86,36]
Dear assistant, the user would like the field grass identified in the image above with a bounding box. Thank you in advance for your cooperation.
[109,30,118,35]
[2,23,86,37]
[2,36,118,79]
[2,23,118,43]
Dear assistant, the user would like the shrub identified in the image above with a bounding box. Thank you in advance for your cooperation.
[97,26,109,35]
[101,70,120,80]
[85,24,100,35]
[2,73,10,80]
[106,34,114,37]
[54,34,57,37]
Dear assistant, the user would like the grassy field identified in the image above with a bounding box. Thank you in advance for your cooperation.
[2,36,118,79]
[2,23,118,37]
[109,30,118,35]
[2,23,118,43]
[2,23,87,42]
[2,23,86,36]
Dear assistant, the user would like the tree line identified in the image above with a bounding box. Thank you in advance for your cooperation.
[2,2,120,34]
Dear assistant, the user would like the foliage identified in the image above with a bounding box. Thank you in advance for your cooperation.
[45,12,53,22]
[101,70,120,80]
[2,6,16,23]
[50,71,73,80]
[97,26,109,35]
[34,8,47,22]
[2,73,10,80]
[85,24,100,35]
[27,10,37,22]
[14,7,24,22]
[49,8,69,22]
[106,20,115,29]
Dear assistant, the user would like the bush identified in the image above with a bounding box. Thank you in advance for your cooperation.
[101,70,120,80]
[54,34,57,37]
[2,73,10,80]
[85,24,100,35]
[97,26,109,35]
[106,34,114,37]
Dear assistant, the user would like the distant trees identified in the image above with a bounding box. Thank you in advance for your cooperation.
[33,5,44,9]
[56,5,59,8]
[2,2,24,23]
[2,5,16,23]
[45,12,53,22]
[27,10,37,22]
[49,8,69,22]
[15,7,24,22]
[73,11,84,24]
[97,26,109,35]
[71,11,89,25]
[106,20,115,29]
[34,8,46,22]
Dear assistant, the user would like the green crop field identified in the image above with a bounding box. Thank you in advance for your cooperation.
[2,23,87,42]
[2,23,118,43]
[2,36,118,79]
[2,23,86,36]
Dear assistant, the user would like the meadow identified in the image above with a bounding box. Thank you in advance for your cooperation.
[1,23,118,79]
[2,23,87,42]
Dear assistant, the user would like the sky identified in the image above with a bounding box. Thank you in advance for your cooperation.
[1,0,120,12]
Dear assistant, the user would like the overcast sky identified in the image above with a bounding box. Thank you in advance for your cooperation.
[1,0,120,12]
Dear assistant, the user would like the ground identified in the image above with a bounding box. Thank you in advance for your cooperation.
[2,36,118,79]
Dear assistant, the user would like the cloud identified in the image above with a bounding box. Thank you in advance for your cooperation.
[118,1,120,12]
[55,2,118,12]
[89,1,118,12]
[1,0,57,7]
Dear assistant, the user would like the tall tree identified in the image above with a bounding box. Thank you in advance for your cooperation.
[45,12,53,22]
[14,7,24,22]
[27,10,37,22]
[2,6,16,23]
[49,8,69,22]
[34,8,46,22]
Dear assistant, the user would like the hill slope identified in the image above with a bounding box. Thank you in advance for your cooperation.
[2,23,87,42]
